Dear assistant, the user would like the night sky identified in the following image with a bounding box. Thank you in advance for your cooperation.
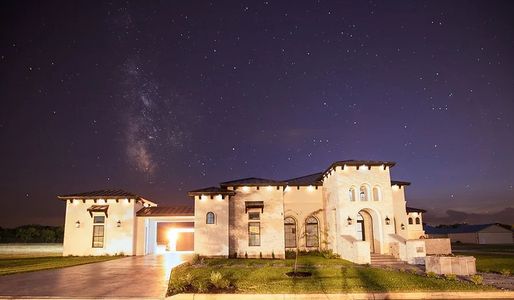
[1,1,513,227]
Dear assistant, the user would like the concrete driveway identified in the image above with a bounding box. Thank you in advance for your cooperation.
[0,253,191,298]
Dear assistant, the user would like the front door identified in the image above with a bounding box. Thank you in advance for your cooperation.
[356,214,365,240]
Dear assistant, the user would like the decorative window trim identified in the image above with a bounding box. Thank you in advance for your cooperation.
[284,217,297,248]
[248,222,260,246]
[206,212,216,224]
[305,216,319,248]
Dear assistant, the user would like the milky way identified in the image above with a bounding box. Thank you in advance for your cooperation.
[0,1,513,226]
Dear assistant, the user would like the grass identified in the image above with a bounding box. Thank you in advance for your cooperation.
[0,255,121,276]
[452,243,514,253]
[168,255,494,295]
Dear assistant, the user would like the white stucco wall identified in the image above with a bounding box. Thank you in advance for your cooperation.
[322,165,397,256]
[62,198,141,256]
[194,194,229,257]
[229,187,285,258]
[283,186,324,250]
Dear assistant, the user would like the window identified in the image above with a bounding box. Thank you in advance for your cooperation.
[248,222,260,246]
[305,216,319,247]
[349,187,356,201]
[415,217,420,224]
[284,217,296,248]
[360,185,370,201]
[92,214,105,248]
[92,225,104,248]
[408,217,413,225]
[206,212,215,224]
[249,212,260,220]
[372,186,381,201]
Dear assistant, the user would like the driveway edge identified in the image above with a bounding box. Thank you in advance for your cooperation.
[167,291,514,299]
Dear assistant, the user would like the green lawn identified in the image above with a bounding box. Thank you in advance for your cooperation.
[452,243,514,253]
[168,255,494,295]
[0,255,121,276]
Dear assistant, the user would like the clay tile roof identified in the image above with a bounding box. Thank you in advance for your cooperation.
[283,172,323,186]
[136,206,194,217]
[187,186,236,196]
[58,189,142,199]
[220,177,284,186]
[391,180,411,187]
[406,206,426,213]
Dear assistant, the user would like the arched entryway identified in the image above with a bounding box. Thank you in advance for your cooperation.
[357,210,376,253]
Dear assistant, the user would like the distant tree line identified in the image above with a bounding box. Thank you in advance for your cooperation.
[0,225,64,243]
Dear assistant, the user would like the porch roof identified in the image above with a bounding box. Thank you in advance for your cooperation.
[136,206,194,217]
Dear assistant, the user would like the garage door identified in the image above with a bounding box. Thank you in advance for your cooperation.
[176,232,194,251]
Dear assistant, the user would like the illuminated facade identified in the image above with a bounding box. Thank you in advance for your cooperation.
[189,160,427,264]
[59,160,427,264]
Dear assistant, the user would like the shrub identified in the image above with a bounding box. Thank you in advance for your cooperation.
[500,269,511,276]
[191,254,201,265]
[169,276,189,294]
[259,252,263,259]
[184,273,194,286]
[210,271,230,289]
[245,251,248,259]
[285,250,296,259]
[445,274,457,281]
[192,278,210,293]
[426,271,438,278]
[321,249,340,259]
[272,251,275,259]
[470,274,483,285]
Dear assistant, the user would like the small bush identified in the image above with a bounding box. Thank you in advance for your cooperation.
[245,251,248,259]
[445,274,457,281]
[192,278,210,293]
[191,254,201,265]
[470,274,483,285]
[426,271,438,278]
[184,273,194,286]
[259,252,263,259]
[272,251,275,259]
[285,250,296,259]
[210,271,230,289]
[169,277,189,294]
[500,269,511,276]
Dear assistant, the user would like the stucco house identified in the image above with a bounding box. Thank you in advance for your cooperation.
[59,160,428,264]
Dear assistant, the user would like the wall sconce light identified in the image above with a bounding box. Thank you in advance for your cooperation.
[401,223,405,230]
[385,216,390,225]
[117,220,121,227]
[347,217,353,225]
[75,221,80,228]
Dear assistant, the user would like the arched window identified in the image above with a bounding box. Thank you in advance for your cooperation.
[349,187,356,202]
[408,217,413,225]
[360,184,370,201]
[206,212,215,224]
[305,216,319,248]
[415,217,420,224]
[284,217,296,248]
[372,186,381,201]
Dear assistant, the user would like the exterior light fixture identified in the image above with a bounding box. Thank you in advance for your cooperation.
[75,221,80,228]
[117,220,121,227]
[347,217,353,225]
[385,216,390,225]
[401,223,405,230]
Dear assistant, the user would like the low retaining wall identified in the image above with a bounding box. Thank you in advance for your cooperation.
[425,255,476,275]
